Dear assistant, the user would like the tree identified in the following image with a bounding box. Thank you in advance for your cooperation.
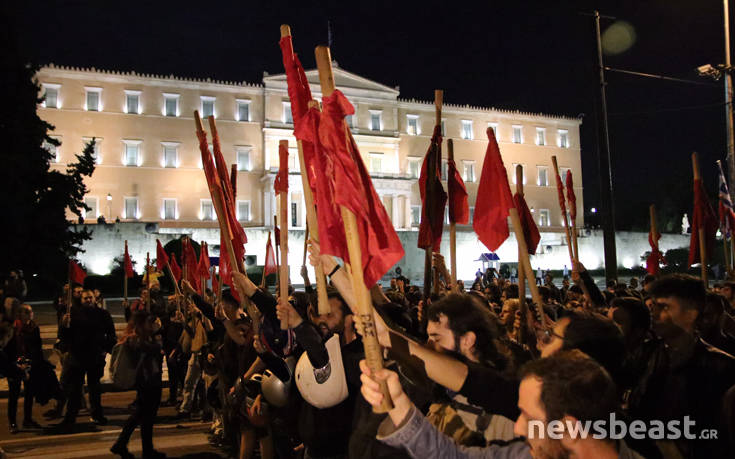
[1,22,96,284]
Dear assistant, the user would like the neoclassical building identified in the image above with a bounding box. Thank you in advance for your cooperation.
[36,64,584,280]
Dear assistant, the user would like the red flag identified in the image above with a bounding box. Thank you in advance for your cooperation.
[565,170,577,222]
[123,242,135,279]
[169,253,181,283]
[155,239,169,270]
[688,179,718,266]
[274,223,281,247]
[264,233,278,276]
[183,239,200,291]
[418,126,448,251]
[231,164,238,199]
[473,128,514,251]
[554,166,568,224]
[513,193,540,254]
[447,157,469,225]
[316,90,405,287]
[274,140,289,195]
[69,260,87,285]
[197,243,211,279]
[646,229,666,275]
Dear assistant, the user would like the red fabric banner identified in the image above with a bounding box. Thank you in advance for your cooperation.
[155,239,169,271]
[473,128,514,252]
[197,243,211,279]
[447,157,469,225]
[274,224,281,247]
[274,142,289,194]
[183,239,200,291]
[646,229,665,275]
[565,170,577,221]
[69,260,87,285]
[264,233,277,276]
[123,244,135,279]
[688,178,718,266]
[513,193,540,254]
[418,125,448,251]
[169,253,181,283]
[316,90,404,287]
[554,167,568,224]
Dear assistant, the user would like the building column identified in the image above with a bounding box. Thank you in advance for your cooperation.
[404,195,412,229]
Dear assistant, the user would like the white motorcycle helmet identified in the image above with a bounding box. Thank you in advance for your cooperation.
[294,334,348,409]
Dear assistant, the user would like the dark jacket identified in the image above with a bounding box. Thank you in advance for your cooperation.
[59,305,117,366]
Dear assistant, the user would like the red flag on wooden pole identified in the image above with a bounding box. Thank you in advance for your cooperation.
[264,232,278,276]
[155,239,169,271]
[183,238,200,291]
[197,242,211,280]
[688,172,717,267]
[123,241,135,278]
[646,205,665,276]
[447,155,469,225]
[169,253,182,283]
[473,128,514,251]
[418,125,447,252]
[69,260,87,285]
[513,192,540,254]
[565,170,577,222]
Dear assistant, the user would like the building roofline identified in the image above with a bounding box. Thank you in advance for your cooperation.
[397,97,582,123]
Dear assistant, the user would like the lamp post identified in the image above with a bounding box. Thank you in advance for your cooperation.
[106,193,112,220]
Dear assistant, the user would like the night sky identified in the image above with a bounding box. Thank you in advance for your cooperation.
[5,0,732,231]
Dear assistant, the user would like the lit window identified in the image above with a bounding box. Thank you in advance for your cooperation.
[236,99,251,122]
[291,199,299,227]
[85,87,102,111]
[162,142,178,168]
[237,146,252,171]
[444,207,449,224]
[407,115,419,135]
[163,199,177,220]
[122,140,141,166]
[469,207,475,225]
[512,163,526,185]
[201,200,215,220]
[461,120,473,140]
[369,110,382,131]
[463,161,476,182]
[370,152,383,173]
[84,197,98,220]
[411,205,421,225]
[512,125,523,143]
[43,137,60,162]
[125,90,141,114]
[559,167,571,181]
[287,147,300,172]
[536,127,546,146]
[537,166,549,186]
[407,157,421,178]
[441,119,446,136]
[163,93,179,117]
[124,197,139,220]
[441,159,448,181]
[82,137,102,164]
[539,209,551,227]
[238,201,251,222]
[283,102,293,124]
[42,84,60,108]
[488,122,498,136]
[559,129,569,148]
[201,96,216,118]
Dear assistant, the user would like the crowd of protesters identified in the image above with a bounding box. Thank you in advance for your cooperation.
[2,249,735,459]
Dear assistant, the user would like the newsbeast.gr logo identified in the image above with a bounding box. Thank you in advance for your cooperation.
[528,414,718,440]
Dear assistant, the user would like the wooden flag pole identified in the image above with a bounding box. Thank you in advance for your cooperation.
[261,231,272,289]
[448,138,458,288]
[123,240,129,303]
[200,241,207,295]
[278,140,290,330]
[182,237,189,296]
[316,44,392,412]
[649,204,661,274]
[423,90,443,299]
[274,215,281,285]
[145,252,151,312]
[551,156,576,265]
[692,152,708,284]
[280,25,330,314]
[509,209,547,330]
[303,221,309,267]
[515,166,528,344]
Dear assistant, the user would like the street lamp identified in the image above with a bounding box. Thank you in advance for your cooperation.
[106,193,112,220]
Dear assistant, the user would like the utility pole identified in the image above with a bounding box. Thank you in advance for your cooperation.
[593,10,618,281]
[724,0,735,197]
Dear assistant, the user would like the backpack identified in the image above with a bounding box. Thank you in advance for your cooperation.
[109,341,141,390]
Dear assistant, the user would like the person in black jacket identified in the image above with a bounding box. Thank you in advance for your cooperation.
[110,311,166,459]
[57,289,117,428]
[7,304,43,433]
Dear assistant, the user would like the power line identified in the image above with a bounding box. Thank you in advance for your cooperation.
[604,66,720,87]
[609,100,728,116]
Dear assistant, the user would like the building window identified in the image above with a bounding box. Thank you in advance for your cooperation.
[163,199,177,220]
[441,159,448,181]
[444,207,450,224]
[539,209,551,227]
[461,120,473,140]
[82,137,102,164]
[559,129,569,148]
[286,147,300,172]
[123,140,141,166]
[124,197,139,220]
[488,122,498,136]
[407,157,421,178]
[369,152,383,173]
[125,90,141,114]
[559,167,571,181]
[43,137,60,162]
[201,96,216,118]
[512,163,526,184]
[537,166,549,186]
[536,127,546,146]
[42,84,60,108]
[291,201,298,227]
[411,205,421,226]
[463,161,476,182]
[238,200,251,222]
[283,102,293,124]
[201,200,215,220]
[162,142,178,168]
[236,99,251,122]
[407,115,419,135]
[84,197,98,220]
[512,125,523,143]
[469,206,475,225]
[163,93,179,117]
[369,110,382,131]
[237,146,252,171]
[85,87,102,111]
[441,119,446,136]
